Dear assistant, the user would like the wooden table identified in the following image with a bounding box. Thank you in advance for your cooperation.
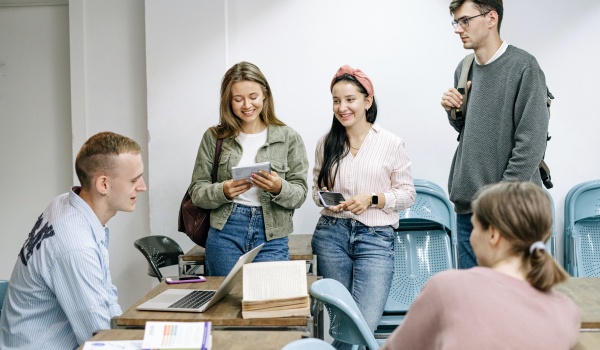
[78,329,308,350]
[555,277,600,330]
[112,276,323,339]
[573,331,600,350]
[179,234,316,275]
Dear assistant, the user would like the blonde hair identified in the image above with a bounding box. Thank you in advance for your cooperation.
[75,131,141,190]
[472,182,568,291]
[216,61,285,139]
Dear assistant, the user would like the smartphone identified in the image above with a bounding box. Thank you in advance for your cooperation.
[318,191,346,208]
[165,275,206,284]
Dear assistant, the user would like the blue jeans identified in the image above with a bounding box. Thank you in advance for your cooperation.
[457,213,477,269]
[205,203,289,276]
[312,216,394,350]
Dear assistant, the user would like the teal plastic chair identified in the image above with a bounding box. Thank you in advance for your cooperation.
[564,181,600,276]
[0,280,8,316]
[413,179,446,197]
[563,181,596,272]
[281,338,336,350]
[309,279,380,350]
[134,235,184,282]
[376,182,455,339]
[401,181,457,266]
[544,189,557,259]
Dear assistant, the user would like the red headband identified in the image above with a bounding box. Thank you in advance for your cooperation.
[330,64,374,96]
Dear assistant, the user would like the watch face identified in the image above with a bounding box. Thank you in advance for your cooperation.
[372,194,378,205]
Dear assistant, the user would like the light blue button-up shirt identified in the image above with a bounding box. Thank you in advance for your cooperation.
[0,187,122,350]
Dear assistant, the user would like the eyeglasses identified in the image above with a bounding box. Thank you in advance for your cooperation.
[452,11,490,29]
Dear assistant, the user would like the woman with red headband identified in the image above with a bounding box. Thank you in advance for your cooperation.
[311,64,416,349]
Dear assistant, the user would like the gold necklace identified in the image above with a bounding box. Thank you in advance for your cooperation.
[349,145,360,150]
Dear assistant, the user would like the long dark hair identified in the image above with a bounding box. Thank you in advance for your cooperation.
[317,74,378,189]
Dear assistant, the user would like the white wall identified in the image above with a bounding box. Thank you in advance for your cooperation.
[68,0,152,308]
[0,0,152,310]
[145,0,462,257]
[146,0,600,267]
[0,3,72,281]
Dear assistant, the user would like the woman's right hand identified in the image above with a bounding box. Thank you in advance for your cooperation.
[223,179,252,200]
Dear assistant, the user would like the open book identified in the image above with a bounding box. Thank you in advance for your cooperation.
[242,260,311,319]
[141,321,212,350]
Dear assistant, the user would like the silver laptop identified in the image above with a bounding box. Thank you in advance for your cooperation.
[137,243,264,313]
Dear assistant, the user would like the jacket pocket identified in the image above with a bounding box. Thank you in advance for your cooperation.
[270,160,290,178]
[216,154,232,182]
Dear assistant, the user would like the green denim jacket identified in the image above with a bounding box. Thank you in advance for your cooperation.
[189,124,309,240]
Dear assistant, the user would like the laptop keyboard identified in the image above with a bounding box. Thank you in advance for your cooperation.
[168,290,216,309]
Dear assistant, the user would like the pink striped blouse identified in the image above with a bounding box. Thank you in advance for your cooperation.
[312,123,416,228]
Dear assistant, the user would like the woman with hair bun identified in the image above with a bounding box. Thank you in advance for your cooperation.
[382,181,580,350]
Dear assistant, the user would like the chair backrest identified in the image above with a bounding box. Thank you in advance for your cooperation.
[309,279,379,350]
[133,235,184,282]
[281,338,336,350]
[400,189,453,230]
[399,184,457,267]
[564,181,600,276]
[413,179,446,196]
[384,230,453,314]
[563,182,590,273]
[0,280,8,316]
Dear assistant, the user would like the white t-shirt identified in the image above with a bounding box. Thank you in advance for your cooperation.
[234,128,268,207]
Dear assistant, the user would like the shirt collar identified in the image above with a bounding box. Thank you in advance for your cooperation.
[475,41,508,66]
[371,123,382,133]
[69,186,108,245]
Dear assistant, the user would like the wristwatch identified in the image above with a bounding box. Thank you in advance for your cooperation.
[371,193,378,207]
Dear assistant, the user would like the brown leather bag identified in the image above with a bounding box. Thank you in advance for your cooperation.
[178,137,223,247]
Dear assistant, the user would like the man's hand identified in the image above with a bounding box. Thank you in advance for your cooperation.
[440,81,471,111]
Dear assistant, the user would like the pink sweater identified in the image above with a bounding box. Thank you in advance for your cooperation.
[382,267,580,350]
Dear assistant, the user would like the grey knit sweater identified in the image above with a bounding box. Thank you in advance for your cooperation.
[447,45,549,214]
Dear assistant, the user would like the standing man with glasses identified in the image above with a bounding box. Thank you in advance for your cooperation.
[440,0,550,269]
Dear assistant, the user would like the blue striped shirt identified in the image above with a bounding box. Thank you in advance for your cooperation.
[0,187,122,349]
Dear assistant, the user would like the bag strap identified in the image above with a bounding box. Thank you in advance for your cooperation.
[211,134,224,183]
[546,88,554,119]
[450,53,475,128]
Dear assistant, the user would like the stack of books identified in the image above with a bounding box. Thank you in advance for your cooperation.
[241,260,311,319]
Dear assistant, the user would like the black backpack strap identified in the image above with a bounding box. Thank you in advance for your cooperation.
[539,89,554,189]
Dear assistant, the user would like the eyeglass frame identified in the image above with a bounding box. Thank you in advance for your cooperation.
[451,11,490,29]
